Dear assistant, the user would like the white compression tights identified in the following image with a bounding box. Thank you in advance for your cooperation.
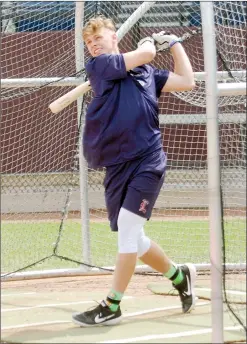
[117,208,151,257]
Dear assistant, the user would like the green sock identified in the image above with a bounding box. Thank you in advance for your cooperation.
[106,289,123,312]
[163,264,184,285]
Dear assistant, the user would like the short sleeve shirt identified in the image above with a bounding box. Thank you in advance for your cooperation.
[83,54,169,168]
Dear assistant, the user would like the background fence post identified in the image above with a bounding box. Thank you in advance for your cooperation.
[75,1,91,267]
[200,2,224,342]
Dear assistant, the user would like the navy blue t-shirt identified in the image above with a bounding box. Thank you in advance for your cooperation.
[83,53,169,168]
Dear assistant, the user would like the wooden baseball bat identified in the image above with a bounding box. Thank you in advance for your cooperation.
[49,80,91,114]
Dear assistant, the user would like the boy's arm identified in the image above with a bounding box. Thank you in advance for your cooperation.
[86,37,156,83]
[162,43,195,92]
[123,37,156,71]
[152,32,195,92]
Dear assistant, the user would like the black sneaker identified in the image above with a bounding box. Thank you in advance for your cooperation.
[173,263,196,313]
[72,300,122,327]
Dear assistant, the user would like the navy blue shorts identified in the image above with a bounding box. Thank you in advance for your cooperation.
[103,148,167,231]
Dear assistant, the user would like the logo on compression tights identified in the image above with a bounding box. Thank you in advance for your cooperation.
[139,199,149,214]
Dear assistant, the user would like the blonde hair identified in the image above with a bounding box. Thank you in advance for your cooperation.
[82,16,116,41]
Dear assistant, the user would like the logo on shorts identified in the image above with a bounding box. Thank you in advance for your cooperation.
[139,199,149,214]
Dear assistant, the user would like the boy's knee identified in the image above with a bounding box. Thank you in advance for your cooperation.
[117,208,146,254]
[137,234,151,258]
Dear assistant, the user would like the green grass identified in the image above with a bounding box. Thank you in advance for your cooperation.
[1,219,246,273]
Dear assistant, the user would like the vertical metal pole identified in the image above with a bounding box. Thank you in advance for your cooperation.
[75,1,91,267]
[200,2,223,343]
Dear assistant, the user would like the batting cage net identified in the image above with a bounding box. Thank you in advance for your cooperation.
[1,1,246,333]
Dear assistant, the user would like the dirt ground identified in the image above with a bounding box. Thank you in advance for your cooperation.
[2,208,245,222]
[1,273,212,296]
[2,273,245,344]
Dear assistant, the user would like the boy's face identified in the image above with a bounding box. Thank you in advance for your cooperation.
[85,27,118,57]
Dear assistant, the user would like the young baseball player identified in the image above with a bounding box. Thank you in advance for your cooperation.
[72,16,196,327]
